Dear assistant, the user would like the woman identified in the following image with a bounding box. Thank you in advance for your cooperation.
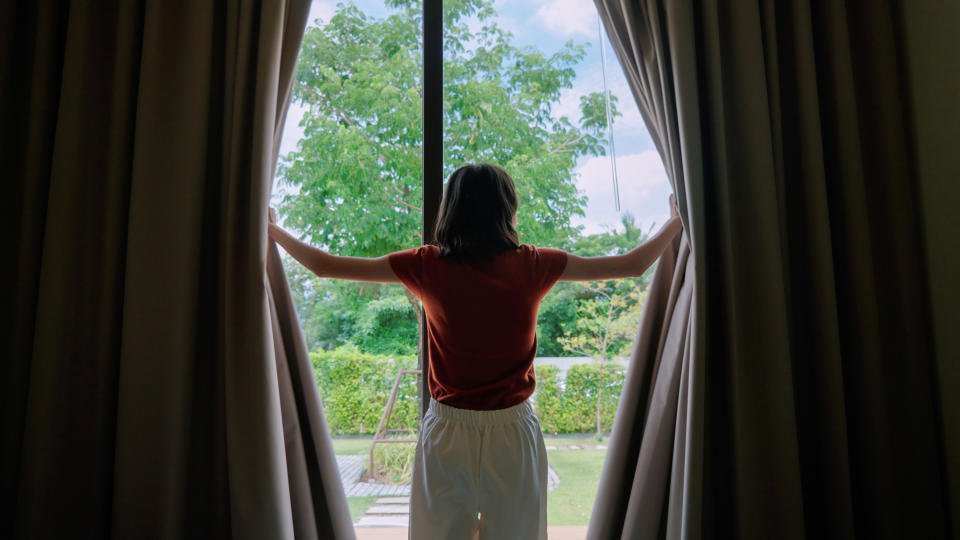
[268,163,683,539]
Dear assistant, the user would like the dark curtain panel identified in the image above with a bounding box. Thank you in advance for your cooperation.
[590,0,953,538]
[900,2,960,527]
[1,1,353,538]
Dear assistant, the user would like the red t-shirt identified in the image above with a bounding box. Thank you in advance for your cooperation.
[388,244,568,410]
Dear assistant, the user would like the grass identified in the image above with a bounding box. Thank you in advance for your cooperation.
[337,437,414,524]
[546,449,607,526]
[332,436,375,455]
[334,435,607,526]
[333,434,608,455]
[347,496,380,522]
[543,434,608,448]
[368,443,416,484]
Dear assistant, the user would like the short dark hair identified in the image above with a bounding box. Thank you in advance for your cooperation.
[434,163,520,264]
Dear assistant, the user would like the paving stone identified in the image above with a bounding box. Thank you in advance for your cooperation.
[336,455,412,497]
[367,505,410,514]
[547,465,560,491]
[375,497,410,504]
[356,515,409,527]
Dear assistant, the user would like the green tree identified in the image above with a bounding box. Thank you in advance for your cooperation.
[283,255,418,354]
[536,213,656,355]
[279,0,614,254]
[285,262,357,350]
[571,213,656,259]
[277,0,618,353]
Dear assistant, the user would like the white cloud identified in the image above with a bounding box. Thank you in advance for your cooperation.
[277,99,308,163]
[462,13,524,51]
[573,151,672,235]
[534,0,598,38]
[492,15,524,39]
[307,1,335,28]
[552,63,647,149]
[276,1,333,170]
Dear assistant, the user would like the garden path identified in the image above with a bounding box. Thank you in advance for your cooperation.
[337,455,411,497]
[337,455,561,527]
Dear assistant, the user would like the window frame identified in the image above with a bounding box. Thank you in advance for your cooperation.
[419,0,443,418]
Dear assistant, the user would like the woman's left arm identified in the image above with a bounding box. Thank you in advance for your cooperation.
[267,212,400,283]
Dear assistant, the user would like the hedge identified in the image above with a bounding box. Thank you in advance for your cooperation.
[311,345,419,435]
[532,363,625,434]
[312,345,625,435]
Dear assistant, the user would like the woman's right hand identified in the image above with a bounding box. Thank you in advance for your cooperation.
[664,195,683,241]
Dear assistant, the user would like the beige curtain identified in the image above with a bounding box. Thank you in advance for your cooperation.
[590,0,954,538]
[1,1,353,538]
[588,230,697,540]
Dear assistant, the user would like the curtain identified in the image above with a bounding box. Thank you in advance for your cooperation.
[590,0,953,538]
[1,1,354,538]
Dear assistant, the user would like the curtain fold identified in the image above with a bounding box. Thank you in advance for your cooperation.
[589,232,695,539]
[1,1,353,538]
[266,2,354,538]
[591,0,951,538]
[267,243,355,539]
[587,0,705,537]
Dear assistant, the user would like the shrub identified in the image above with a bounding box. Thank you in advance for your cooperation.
[533,362,625,434]
[312,345,625,436]
[366,443,416,485]
[531,364,565,433]
[311,345,419,435]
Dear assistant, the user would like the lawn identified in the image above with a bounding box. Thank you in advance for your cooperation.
[543,435,608,448]
[332,437,376,455]
[347,496,380,522]
[333,436,607,526]
[545,449,606,526]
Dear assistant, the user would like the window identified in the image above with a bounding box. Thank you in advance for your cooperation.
[274,0,670,534]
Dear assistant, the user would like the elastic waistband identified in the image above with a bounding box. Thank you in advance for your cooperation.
[427,397,535,426]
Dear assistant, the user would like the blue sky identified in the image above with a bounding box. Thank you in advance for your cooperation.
[276,0,672,237]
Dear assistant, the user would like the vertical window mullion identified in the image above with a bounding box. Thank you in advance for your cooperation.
[420,0,442,419]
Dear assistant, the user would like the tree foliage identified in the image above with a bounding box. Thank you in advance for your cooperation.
[277,0,617,254]
[557,282,644,435]
[535,213,655,355]
[533,363,625,434]
[278,0,625,354]
[558,283,644,363]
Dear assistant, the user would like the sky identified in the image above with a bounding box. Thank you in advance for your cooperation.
[276,0,672,237]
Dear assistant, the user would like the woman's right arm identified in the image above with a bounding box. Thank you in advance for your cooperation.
[268,214,400,283]
[559,199,683,282]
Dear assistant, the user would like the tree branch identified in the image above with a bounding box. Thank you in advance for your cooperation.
[547,132,588,155]
[297,83,386,151]
[389,183,422,212]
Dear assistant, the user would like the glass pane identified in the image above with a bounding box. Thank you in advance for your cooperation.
[442,0,671,534]
[274,0,425,534]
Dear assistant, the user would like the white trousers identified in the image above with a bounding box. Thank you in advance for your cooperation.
[408,397,549,540]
